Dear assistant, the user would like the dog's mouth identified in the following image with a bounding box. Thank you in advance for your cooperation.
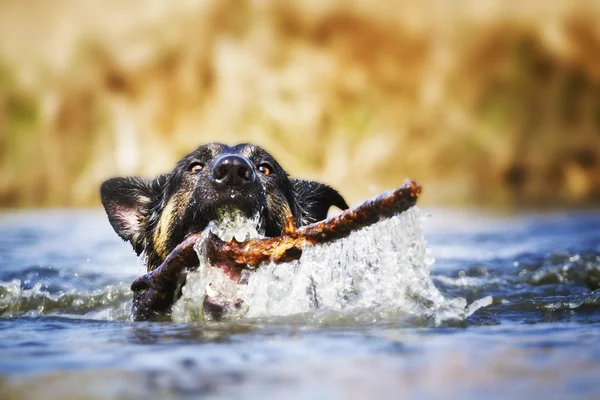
[202,207,264,282]
[184,192,267,236]
[208,206,266,240]
[173,207,265,321]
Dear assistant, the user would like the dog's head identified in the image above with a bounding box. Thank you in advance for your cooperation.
[101,143,348,270]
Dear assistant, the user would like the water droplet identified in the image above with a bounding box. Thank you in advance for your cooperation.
[172,208,475,324]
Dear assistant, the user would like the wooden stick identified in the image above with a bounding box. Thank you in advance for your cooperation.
[130,179,421,320]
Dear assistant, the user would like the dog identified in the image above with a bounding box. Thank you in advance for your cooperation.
[101,143,349,273]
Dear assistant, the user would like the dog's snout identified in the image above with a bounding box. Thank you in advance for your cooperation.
[212,155,255,187]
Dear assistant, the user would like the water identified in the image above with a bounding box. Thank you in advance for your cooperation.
[1,208,599,399]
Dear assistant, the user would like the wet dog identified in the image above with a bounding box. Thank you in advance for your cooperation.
[101,143,349,273]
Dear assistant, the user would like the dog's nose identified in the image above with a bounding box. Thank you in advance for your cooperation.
[212,155,255,187]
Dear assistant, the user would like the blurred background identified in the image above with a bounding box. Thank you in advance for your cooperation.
[0,0,599,209]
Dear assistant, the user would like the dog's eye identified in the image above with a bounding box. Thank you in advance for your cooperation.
[189,162,204,173]
[258,163,272,176]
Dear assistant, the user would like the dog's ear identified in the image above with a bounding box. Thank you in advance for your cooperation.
[291,179,349,224]
[100,176,166,254]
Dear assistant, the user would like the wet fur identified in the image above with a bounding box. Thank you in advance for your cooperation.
[101,143,348,271]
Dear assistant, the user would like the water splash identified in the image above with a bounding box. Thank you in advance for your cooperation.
[173,208,488,324]
[0,278,132,320]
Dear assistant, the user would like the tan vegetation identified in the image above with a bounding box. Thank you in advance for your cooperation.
[1,0,599,208]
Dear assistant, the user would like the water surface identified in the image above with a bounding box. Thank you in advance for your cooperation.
[1,208,599,399]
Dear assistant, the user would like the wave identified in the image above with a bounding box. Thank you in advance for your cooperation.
[0,279,131,320]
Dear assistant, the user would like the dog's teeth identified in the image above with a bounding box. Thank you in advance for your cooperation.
[234,232,246,242]
[205,209,264,243]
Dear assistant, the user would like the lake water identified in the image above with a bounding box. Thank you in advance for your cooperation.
[1,208,599,399]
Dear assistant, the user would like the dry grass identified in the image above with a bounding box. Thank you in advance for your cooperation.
[1,0,599,208]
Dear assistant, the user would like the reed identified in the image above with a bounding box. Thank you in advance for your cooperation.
[0,0,599,208]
